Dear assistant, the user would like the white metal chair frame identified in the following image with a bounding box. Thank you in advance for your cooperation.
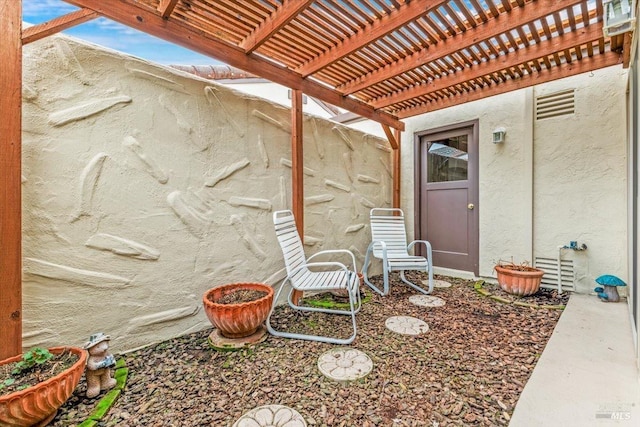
[362,208,434,296]
[267,210,361,345]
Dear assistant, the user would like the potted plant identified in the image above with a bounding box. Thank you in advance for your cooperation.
[0,346,87,426]
[494,261,545,297]
[203,282,274,338]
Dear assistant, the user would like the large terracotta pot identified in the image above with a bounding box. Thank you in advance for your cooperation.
[203,282,274,338]
[0,346,87,427]
[495,264,545,297]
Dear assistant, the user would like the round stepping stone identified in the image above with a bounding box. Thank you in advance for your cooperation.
[409,295,446,307]
[317,348,373,381]
[423,279,452,288]
[233,404,307,427]
[385,316,429,335]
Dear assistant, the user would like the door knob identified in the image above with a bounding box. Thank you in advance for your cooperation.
[467,203,475,210]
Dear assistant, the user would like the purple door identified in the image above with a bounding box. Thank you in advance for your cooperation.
[414,122,479,275]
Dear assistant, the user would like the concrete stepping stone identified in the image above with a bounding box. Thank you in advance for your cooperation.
[409,295,446,307]
[317,348,373,381]
[233,404,307,427]
[385,316,429,335]
[423,279,452,288]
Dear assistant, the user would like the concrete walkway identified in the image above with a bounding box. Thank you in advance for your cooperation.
[510,294,640,426]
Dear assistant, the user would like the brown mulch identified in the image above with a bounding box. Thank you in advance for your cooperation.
[51,273,566,426]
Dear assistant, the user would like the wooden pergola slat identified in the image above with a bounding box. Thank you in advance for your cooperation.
[396,50,621,118]
[338,0,585,96]
[373,21,605,109]
[296,1,447,77]
[157,0,179,19]
[240,0,315,53]
[65,0,404,131]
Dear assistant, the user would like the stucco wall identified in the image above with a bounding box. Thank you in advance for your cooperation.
[402,66,628,293]
[533,69,628,293]
[21,35,391,353]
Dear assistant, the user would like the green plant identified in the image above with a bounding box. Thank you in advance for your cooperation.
[1,377,16,390]
[0,347,55,392]
[11,347,53,376]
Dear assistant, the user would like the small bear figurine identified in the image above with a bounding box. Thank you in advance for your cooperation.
[84,332,117,398]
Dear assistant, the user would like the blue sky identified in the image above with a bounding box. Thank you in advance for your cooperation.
[23,0,221,65]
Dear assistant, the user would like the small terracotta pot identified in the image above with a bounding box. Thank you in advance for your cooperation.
[203,283,274,338]
[0,346,88,427]
[495,265,544,297]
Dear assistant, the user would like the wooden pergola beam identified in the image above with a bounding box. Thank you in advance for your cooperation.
[396,50,621,119]
[296,0,446,77]
[338,0,585,96]
[0,0,23,359]
[373,21,604,109]
[240,0,315,53]
[157,0,179,19]
[64,0,405,131]
[22,8,99,45]
[381,124,399,149]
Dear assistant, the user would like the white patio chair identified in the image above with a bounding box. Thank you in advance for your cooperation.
[362,208,434,296]
[266,210,361,345]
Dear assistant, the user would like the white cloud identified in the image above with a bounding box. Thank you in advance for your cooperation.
[23,0,77,18]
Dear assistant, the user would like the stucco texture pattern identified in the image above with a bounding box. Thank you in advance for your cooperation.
[21,35,391,353]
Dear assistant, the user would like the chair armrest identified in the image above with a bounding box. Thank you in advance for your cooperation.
[366,239,388,260]
[408,240,432,259]
[307,249,358,272]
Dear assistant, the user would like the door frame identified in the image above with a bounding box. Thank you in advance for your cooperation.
[413,119,480,275]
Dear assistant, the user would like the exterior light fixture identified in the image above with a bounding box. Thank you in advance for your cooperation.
[492,127,506,144]
[603,0,636,37]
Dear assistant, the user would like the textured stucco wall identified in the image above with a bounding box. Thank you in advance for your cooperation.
[533,68,628,293]
[21,36,391,353]
[402,66,628,293]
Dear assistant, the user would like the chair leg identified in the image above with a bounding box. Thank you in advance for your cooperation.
[382,265,390,295]
[363,250,386,296]
[399,269,433,294]
[266,277,357,345]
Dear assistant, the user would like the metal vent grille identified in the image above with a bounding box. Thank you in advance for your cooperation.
[534,257,575,291]
[536,89,575,120]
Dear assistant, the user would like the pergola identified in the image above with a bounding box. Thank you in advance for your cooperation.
[0,0,627,358]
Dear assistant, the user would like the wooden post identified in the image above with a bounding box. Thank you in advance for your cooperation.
[0,0,23,359]
[381,124,402,210]
[393,128,401,209]
[291,89,304,304]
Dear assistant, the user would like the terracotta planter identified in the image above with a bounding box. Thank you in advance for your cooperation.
[203,282,274,338]
[495,264,545,297]
[0,346,88,427]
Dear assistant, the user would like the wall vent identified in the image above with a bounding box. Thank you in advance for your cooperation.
[535,89,575,120]
[534,257,575,291]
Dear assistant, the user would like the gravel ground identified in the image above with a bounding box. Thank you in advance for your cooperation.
[51,273,567,427]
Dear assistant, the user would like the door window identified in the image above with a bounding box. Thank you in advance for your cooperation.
[427,135,468,183]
